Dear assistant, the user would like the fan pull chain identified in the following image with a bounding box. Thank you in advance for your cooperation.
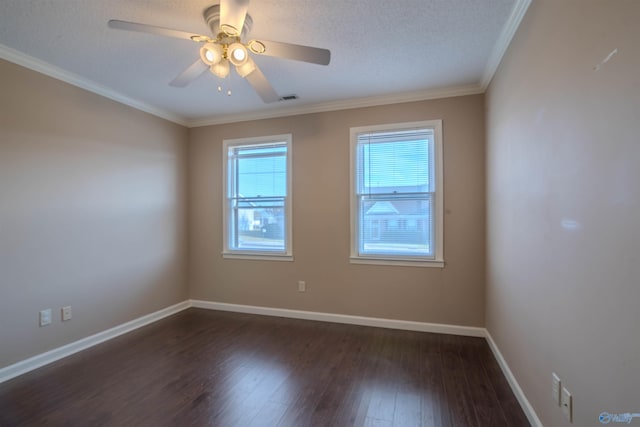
[217,81,232,97]
[217,81,231,96]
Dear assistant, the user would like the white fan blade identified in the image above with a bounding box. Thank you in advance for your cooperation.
[170,59,209,87]
[220,0,250,36]
[255,40,330,65]
[108,20,210,42]
[244,65,280,103]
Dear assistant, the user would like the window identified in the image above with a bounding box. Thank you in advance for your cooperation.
[223,134,292,260]
[350,120,443,267]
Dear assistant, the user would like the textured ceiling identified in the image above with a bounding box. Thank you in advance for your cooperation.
[0,0,528,126]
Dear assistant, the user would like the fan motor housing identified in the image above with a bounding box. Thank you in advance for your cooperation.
[204,4,253,39]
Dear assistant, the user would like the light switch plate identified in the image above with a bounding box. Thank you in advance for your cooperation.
[61,306,72,321]
[39,309,52,326]
[552,373,561,405]
[561,386,573,422]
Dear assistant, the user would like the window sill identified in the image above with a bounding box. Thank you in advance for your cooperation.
[350,256,444,268]
[222,252,294,262]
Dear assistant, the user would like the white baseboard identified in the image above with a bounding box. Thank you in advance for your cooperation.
[485,330,542,427]
[0,300,191,384]
[190,300,486,337]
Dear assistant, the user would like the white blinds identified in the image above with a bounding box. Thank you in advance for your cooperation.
[356,129,434,196]
[355,128,434,258]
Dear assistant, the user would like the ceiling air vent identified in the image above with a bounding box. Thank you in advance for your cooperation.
[279,94,298,101]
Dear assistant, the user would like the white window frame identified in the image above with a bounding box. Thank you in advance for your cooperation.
[222,134,293,261]
[349,120,444,268]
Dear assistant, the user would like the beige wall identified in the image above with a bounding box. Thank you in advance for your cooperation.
[486,1,640,425]
[189,95,486,326]
[0,59,189,368]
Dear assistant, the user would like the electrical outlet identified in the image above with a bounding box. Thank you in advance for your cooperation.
[61,306,72,321]
[298,280,306,292]
[39,309,52,327]
[561,386,573,422]
[552,373,561,405]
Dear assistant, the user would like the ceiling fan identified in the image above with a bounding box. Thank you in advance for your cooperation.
[108,0,331,103]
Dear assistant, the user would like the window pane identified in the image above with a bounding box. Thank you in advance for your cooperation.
[357,131,433,195]
[236,155,286,198]
[237,146,286,156]
[360,141,427,192]
[359,197,432,257]
[232,204,285,251]
[225,137,290,255]
[351,122,442,264]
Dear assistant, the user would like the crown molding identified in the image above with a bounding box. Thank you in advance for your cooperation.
[480,0,532,90]
[187,84,484,127]
[0,43,188,127]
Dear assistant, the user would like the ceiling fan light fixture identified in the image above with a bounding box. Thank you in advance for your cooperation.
[235,56,256,78]
[220,23,239,37]
[228,42,248,66]
[200,43,223,65]
[210,59,230,78]
[107,2,330,104]
[190,35,210,43]
[248,40,266,54]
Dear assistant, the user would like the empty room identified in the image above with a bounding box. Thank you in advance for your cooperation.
[0,1,638,426]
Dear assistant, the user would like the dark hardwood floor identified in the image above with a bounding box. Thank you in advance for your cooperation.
[0,309,530,426]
